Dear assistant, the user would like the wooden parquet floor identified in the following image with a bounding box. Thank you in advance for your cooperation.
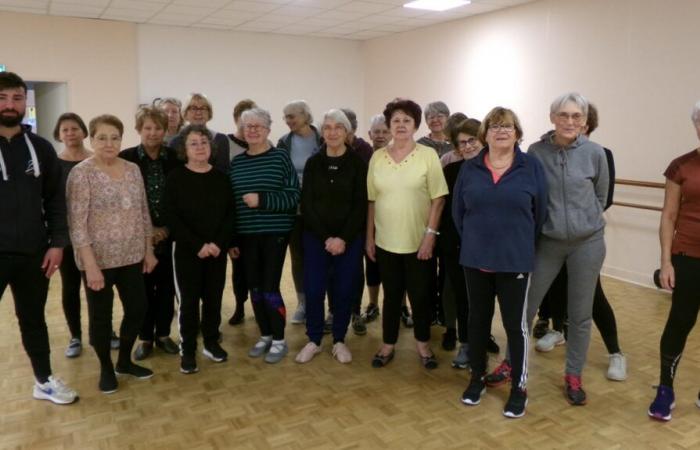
[0,258,698,449]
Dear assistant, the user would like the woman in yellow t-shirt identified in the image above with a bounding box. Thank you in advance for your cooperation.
[366,98,449,369]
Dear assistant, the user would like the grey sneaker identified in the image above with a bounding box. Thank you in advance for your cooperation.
[535,330,565,352]
[110,331,120,350]
[264,341,288,364]
[248,337,272,358]
[606,352,627,381]
[352,314,367,336]
[65,338,82,358]
[291,303,306,324]
[452,343,469,369]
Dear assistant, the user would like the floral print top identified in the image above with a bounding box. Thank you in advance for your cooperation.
[66,158,152,270]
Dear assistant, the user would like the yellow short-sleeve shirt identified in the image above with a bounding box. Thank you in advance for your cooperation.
[367,143,449,254]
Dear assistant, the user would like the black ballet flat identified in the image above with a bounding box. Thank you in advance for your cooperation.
[372,350,395,368]
[420,353,438,370]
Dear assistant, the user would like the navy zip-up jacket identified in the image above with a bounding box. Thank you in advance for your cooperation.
[452,146,548,273]
[0,125,68,254]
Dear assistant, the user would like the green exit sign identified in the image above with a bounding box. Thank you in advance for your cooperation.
[0,64,5,72]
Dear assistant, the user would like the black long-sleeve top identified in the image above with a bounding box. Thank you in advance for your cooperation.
[164,165,235,255]
[0,126,68,254]
[301,145,367,243]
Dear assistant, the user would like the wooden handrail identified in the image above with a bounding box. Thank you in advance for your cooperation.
[612,201,662,212]
[615,178,665,189]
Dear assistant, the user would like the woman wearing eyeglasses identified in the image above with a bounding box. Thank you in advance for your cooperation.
[486,93,609,407]
[230,108,300,364]
[454,108,547,418]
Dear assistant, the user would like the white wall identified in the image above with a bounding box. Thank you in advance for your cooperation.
[136,25,365,143]
[364,0,700,287]
[0,12,139,145]
[35,82,68,149]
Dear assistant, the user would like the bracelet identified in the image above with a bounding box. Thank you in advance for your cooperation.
[425,227,440,236]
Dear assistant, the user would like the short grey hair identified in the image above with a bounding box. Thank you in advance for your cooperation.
[322,109,352,133]
[550,92,589,116]
[283,100,313,125]
[424,101,450,119]
[369,114,386,128]
[340,108,358,131]
[241,107,272,128]
[691,101,700,123]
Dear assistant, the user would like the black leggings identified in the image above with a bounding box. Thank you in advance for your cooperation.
[172,244,227,356]
[659,254,700,387]
[231,251,248,302]
[140,243,175,341]
[464,268,529,390]
[376,247,432,344]
[538,265,620,354]
[84,263,147,370]
[59,245,83,340]
[438,239,468,343]
[0,252,52,382]
[241,234,289,340]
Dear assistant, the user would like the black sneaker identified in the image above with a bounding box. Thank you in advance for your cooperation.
[461,376,486,406]
[533,319,549,339]
[564,374,587,405]
[352,314,367,336]
[400,306,414,328]
[503,387,528,418]
[228,302,245,326]
[442,328,457,351]
[99,368,118,394]
[180,354,198,374]
[155,337,179,354]
[203,342,228,362]
[486,335,500,354]
[115,363,154,379]
[133,342,153,361]
[363,303,380,323]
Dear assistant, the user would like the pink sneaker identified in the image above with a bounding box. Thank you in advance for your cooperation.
[332,342,352,364]
[295,342,321,364]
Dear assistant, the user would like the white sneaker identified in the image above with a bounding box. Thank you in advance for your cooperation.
[33,376,79,405]
[65,337,82,358]
[332,342,352,364]
[295,342,322,363]
[535,330,565,352]
[606,352,627,381]
[291,304,306,324]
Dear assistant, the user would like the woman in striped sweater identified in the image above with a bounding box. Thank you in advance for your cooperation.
[230,108,301,364]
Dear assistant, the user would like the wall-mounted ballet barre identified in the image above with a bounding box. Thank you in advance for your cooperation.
[612,178,664,212]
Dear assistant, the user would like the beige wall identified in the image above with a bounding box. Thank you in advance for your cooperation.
[364,0,700,286]
[136,25,365,143]
[0,12,139,144]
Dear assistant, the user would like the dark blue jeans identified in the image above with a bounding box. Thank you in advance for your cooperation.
[303,232,364,345]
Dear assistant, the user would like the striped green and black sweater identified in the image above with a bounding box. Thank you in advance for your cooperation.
[230,147,300,235]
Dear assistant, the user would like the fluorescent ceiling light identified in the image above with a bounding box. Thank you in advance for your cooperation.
[403,0,470,12]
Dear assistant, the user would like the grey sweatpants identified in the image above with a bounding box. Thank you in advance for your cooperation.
[526,232,606,375]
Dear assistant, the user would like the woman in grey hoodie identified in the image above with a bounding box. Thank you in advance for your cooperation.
[485,93,609,406]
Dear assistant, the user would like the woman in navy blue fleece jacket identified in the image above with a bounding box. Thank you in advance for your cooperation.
[453,107,547,419]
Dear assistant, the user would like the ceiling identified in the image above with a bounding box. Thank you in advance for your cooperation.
[0,0,536,40]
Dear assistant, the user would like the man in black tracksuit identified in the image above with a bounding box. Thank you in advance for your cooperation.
[0,72,78,404]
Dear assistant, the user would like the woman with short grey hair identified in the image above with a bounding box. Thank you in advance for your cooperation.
[277,100,322,325]
[417,101,453,157]
[486,92,609,406]
[295,109,367,364]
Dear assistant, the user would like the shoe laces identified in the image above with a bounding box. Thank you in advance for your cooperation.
[494,360,511,375]
[565,374,583,391]
[47,376,74,394]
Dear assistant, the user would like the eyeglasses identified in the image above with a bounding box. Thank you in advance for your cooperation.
[555,112,584,123]
[458,138,479,147]
[426,113,447,121]
[488,123,515,132]
[188,106,209,113]
[244,124,268,132]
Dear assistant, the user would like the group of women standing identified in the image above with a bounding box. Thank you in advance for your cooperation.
[49,91,700,423]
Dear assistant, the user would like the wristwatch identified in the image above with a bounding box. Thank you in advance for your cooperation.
[425,227,440,236]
